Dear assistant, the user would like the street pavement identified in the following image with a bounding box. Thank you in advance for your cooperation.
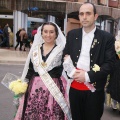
[0,47,28,65]
[0,47,120,120]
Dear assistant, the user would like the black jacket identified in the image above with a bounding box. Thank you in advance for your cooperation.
[63,28,116,90]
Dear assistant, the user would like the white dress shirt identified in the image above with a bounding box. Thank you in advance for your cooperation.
[77,27,96,82]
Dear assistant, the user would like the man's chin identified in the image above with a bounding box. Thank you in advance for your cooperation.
[82,25,89,28]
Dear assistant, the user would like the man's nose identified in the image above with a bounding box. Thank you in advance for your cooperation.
[83,14,87,19]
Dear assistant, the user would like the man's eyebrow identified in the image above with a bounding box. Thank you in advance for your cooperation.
[79,11,91,14]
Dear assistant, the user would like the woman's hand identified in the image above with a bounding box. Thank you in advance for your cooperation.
[64,54,70,62]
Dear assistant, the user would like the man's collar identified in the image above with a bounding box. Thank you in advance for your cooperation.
[82,26,96,37]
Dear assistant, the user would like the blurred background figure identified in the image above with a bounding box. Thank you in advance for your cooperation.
[0,23,10,48]
[15,28,22,50]
[8,27,14,47]
[106,30,120,113]
[0,25,3,43]
[22,32,29,51]
[31,27,37,44]
[19,28,27,51]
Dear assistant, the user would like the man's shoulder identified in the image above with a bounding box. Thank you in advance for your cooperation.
[68,28,82,35]
[96,28,113,37]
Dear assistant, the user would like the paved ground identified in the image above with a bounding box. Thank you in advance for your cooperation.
[0,47,28,64]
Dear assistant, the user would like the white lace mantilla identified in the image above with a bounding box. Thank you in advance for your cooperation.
[31,44,63,73]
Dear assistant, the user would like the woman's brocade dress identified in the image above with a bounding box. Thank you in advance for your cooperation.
[14,45,67,120]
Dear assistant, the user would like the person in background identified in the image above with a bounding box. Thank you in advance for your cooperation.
[19,28,27,51]
[8,27,14,47]
[22,33,29,51]
[0,25,3,43]
[14,22,71,120]
[63,2,116,120]
[106,30,120,113]
[31,27,37,44]
[15,28,22,50]
[0,23,10,48]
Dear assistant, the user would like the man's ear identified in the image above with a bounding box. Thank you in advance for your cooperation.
[95,14,98,21]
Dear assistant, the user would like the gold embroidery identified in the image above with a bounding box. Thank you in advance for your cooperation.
[94,39,97,42]
[41,62,47,67]
[34,52,37,57]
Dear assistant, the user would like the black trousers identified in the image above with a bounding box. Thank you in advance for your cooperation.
[69,87,105,120]
[19,41,23,50]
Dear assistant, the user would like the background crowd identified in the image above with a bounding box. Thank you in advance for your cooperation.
[0,24,37,51]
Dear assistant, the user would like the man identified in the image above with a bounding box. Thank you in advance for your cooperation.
[63,2,116,120]
[0,23,9,48]
[19,28,27,51]
[0,25,3,42]
[15,28,22,50]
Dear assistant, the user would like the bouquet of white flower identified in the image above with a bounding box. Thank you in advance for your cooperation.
[115,30,120,59]
[1,73,28,95]
[1,73,28,107]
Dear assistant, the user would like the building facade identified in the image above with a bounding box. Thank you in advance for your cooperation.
[0,0,120,46]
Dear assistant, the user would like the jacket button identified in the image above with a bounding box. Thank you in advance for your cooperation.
[91,54,92,56]
[79,50,80,51]
[91,60,93,62]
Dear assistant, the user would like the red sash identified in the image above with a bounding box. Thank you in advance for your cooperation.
[71,80,89,90]
[71,68,90,90]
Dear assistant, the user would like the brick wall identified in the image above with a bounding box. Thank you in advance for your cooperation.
[77,0,86,2]
[118,0,120,8]
[91,0,98,4]
[109,0,119,8]
[99,0,107,5]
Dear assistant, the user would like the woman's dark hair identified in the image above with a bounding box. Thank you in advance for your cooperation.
[41,22,58,38]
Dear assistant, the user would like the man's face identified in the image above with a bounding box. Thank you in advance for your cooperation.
[79,3,98,29]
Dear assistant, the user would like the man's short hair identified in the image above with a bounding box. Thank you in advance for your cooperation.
[80,2,97,15]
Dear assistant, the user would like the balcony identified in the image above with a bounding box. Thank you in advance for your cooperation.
[0,0,120,19]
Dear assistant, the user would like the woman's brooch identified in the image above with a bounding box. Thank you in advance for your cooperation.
[41,62,47,67]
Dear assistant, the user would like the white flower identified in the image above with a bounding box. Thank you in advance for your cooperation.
[115,40,120,54]
[92,64,100,72]
[9,79,28,95]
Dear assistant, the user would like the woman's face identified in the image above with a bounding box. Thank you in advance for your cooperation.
[42,24,57,44]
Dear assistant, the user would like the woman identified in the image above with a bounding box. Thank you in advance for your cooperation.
[106,30,120,112]
[14,22,72,120]
[22,33,29,51]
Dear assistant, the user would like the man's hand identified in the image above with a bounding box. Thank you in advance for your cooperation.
[73,69,85,83]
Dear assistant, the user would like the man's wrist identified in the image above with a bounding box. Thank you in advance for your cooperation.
[85,72,90,82]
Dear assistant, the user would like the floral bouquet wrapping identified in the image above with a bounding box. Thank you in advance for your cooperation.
[1,73,28,106]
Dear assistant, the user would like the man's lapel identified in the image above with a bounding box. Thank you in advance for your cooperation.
[90,28,102,51]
